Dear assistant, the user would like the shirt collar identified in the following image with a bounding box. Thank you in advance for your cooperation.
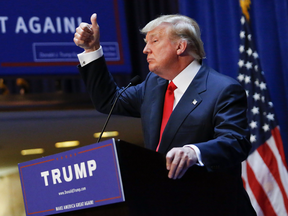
[172,60,201,94]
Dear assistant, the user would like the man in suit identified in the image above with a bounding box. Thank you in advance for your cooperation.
[74,14,256,215]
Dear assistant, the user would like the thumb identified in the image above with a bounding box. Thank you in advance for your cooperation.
[90,13,97,28]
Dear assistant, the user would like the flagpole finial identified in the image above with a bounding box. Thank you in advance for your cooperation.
[240,0,251,21]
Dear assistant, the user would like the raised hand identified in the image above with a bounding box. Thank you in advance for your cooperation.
[74,13,100,53]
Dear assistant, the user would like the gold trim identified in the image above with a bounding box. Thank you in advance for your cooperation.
[240,0,251,21]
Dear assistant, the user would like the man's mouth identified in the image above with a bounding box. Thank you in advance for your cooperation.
[147,58,153,63]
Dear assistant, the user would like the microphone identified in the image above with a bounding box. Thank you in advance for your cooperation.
[97,75,141,143]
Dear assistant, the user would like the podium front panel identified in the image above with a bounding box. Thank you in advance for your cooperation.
[18,139,124,216]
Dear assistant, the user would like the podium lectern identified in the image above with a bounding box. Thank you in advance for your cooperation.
[54,140,238,216]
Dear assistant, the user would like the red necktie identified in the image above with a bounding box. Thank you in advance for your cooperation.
[156,81,177,152]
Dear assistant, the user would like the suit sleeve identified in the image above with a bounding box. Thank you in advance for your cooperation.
[78,56,143,118]
[195,82,251,171]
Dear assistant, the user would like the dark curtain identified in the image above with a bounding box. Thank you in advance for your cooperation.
[179,0,288,158]
[123,0,179,80]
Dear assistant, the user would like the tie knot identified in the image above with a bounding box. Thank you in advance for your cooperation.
[168,81,177,92]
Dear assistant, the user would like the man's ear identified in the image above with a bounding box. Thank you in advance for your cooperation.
[176,40,188,55]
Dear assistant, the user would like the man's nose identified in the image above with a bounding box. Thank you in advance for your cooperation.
[143,44,150,54]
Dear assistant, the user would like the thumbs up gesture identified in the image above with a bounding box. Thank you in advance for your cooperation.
[74,13,100,53]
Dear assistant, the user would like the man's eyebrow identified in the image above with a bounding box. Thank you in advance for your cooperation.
[149,33,158,38]
[144,33,158,43]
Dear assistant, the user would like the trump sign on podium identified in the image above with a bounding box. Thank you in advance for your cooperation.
[18,139,125,215]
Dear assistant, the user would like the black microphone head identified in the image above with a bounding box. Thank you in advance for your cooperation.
[130,75,141,86]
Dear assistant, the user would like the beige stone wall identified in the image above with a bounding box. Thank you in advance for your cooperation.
[0,171,25,216]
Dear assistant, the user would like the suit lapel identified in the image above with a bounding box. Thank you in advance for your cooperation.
[158,65,209,153]
[147,77,168,150]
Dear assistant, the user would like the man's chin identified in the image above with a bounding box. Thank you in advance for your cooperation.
[148,65,155,73]
[149,66,166,79]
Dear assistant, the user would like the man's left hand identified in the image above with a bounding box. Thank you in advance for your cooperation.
[166,146,197,179]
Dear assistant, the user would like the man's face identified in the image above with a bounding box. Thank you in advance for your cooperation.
[143,24,180,80]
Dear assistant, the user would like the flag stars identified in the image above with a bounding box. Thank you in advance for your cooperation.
[269,101,273,107]
[262,124,270,132]
[238,60,245,68]
[250,120,257,129]
[253,52,258,59]
[241,16,245,25]
[246,48,253,56]
[245,75,251,84]
[238,73,245,82]
[245,61,253,69]
[261,96,265,102]
[248,34,252,41]
[239,45,245,53]
[240,31,245,39]
[259,82,266,90]
[250,134,257,143]
[266,113,275,121]
[253,93,261,101]
[255,79,259,86]
[254,65,258,71]
[251,106,259,115]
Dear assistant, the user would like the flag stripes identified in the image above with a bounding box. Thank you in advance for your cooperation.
[246,161,277,216]
[238,12,288,215]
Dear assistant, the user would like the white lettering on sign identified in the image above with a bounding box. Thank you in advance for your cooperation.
[0,17,8,33]
[41,171,49,186]
[43,17,55,33]
[63,165,73,182]
[74,162,87,179]
[15,17,28,33]
[52,169,62,184]
[14,16,82,34]
[29,17,41,33]
[87,160,97,176]
[40,159,97,186]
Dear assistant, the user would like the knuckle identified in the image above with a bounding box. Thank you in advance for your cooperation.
[178,150,184,157]
[166,152,172,158]
[80,22,87,28]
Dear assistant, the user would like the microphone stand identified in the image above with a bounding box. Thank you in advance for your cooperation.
[97,76,140,143]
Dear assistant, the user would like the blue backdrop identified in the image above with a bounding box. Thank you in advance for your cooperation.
[0,0,131,75]
[179,0,288,158]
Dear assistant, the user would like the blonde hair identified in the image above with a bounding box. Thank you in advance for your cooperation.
[141,14,205,60]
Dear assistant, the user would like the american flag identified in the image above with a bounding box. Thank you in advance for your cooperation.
[238,13,288,216]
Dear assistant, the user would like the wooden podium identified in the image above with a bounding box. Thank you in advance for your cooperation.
[56,140,239,216]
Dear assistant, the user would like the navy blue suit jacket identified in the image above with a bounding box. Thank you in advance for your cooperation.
[79,56,251,170]
[79,56,256,215]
